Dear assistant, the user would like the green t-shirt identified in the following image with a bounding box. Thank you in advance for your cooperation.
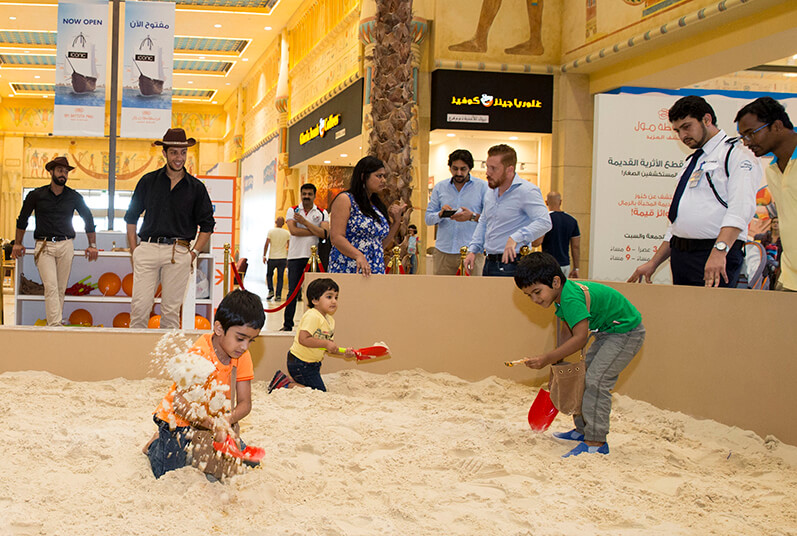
[554,280,642,334]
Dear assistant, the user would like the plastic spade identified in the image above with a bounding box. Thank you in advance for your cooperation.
[213,435,265,464]
[527,389,559,432]
[338,344,390,361]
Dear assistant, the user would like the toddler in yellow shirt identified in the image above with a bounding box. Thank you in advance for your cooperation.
[270,278,354,392]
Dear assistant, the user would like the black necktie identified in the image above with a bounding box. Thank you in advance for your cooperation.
[668,148,703,223]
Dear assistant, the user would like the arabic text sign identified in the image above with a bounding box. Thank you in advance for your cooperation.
[121,0,175,138]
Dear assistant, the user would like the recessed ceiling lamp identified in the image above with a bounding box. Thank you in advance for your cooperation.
[225,82,230,85]
[212,101,218,104]
[34,75,40,79]
[187,80,193,84]
[264,26,272,31]
[324,160,331,164]
[214,24,222,28]
[340,153,348,157]
[446,133,455,137]
[509,136,518,140]
[9,16,16,20]
[199,56,205,60]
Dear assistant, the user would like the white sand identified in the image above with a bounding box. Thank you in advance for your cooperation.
[1,368,796,536]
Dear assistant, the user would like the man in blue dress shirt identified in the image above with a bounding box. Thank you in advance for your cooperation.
[425,149,488,275]
[465,144,551,277]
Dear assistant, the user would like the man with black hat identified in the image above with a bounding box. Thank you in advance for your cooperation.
[124,128,215,329]
[13,156,98,326]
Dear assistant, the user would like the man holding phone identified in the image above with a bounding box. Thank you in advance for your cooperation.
[426,149,489,275]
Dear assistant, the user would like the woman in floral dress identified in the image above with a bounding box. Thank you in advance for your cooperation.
[328,156,407,275]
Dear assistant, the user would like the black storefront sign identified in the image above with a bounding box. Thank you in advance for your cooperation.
[431,70,553,133]
[288,77,364,167]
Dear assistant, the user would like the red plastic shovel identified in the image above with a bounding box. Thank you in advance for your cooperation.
[527,388,559,432]
[338,344,390,361]
[213,435,266,464]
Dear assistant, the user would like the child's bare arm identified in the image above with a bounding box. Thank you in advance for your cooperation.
[524,319,590,369]
[298,329,338,354]
[230,380,252,425]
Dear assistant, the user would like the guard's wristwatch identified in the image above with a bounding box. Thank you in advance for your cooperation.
[713,241,729,253]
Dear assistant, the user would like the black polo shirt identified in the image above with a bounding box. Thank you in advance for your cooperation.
[16,184,96,239]
[124,166,216,240]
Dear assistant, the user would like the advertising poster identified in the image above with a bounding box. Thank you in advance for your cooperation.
[121,0,175,138]
[239,137,279,297]
[53,0,108,137]
[590,90,797,284]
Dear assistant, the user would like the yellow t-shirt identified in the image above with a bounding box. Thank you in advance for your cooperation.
[289,308,335,363]
[766,148,797,290]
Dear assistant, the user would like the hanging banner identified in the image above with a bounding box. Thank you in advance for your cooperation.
[53,0,108,137]
[121,0,175,138]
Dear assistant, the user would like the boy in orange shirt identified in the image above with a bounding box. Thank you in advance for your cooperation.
[143,289,265,478]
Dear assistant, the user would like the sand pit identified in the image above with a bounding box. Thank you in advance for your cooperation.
[1,368,796,535]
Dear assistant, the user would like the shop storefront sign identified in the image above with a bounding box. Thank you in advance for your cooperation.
[288,78,363,167]
[53,0,108,136]
[299,114,342,145]
[431,70,553,133]
[121,0,175,138]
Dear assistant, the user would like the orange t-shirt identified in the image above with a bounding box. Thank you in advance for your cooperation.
[154,333,254,428]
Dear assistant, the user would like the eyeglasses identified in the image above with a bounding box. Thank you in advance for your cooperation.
[739,123,771,141]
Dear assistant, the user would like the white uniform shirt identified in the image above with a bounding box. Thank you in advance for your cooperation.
[666,129,760,242]
[286,204,328,259]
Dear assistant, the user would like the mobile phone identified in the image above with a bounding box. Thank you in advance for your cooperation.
[440,209,457,218]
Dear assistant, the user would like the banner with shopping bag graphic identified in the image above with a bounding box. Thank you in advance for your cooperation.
[121,0,175,138]
[53,0,108,136]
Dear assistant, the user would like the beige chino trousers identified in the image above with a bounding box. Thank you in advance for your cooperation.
[433,249,484,276]
[34,239,74,326]
[130,242,193,329]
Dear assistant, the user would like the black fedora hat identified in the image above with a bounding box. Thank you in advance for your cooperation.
[44,156,75,172]
[154,128,196,148]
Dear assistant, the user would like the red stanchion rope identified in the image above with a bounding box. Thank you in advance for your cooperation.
[230,260,313,313]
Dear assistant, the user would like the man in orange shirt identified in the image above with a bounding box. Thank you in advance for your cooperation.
[143,289,265,479]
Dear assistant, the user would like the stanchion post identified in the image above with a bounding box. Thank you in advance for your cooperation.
[390,246,402,274]
[457,246,468,276]
[309,245,320,273]
[223,243,231,296]
[519,245,531,257]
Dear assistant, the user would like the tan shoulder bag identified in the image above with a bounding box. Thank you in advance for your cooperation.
[549,282,590,415]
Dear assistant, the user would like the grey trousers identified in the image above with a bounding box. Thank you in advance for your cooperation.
[574,323,646,443]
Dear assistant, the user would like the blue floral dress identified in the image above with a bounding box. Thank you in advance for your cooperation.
[329,193,389,274]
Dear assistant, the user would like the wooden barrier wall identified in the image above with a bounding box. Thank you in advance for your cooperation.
[1,272,795,445]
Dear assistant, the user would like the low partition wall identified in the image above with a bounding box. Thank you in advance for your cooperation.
[1,273,794,445]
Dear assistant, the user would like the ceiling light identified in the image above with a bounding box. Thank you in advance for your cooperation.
[214,24,222,28]
[187,80,193,84]
[264,26,272,31]
[785,73,797,78]
[9,16,16,20]
[509,136,518,140]
[324,160,331,164]
[446,133,455,137]
[34,75,40,79]
[225,82,231,85]
[340,153,348,157]
[242,58,248,62]
[212,101,218,104]
[199,56,205,60]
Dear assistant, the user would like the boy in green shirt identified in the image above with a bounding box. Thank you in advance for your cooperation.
[514,252,646,457]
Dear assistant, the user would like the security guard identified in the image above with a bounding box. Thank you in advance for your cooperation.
[628,96,759,287]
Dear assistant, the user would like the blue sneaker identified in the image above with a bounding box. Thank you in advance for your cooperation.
[553,429,584,442]
[562,441,609,458]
